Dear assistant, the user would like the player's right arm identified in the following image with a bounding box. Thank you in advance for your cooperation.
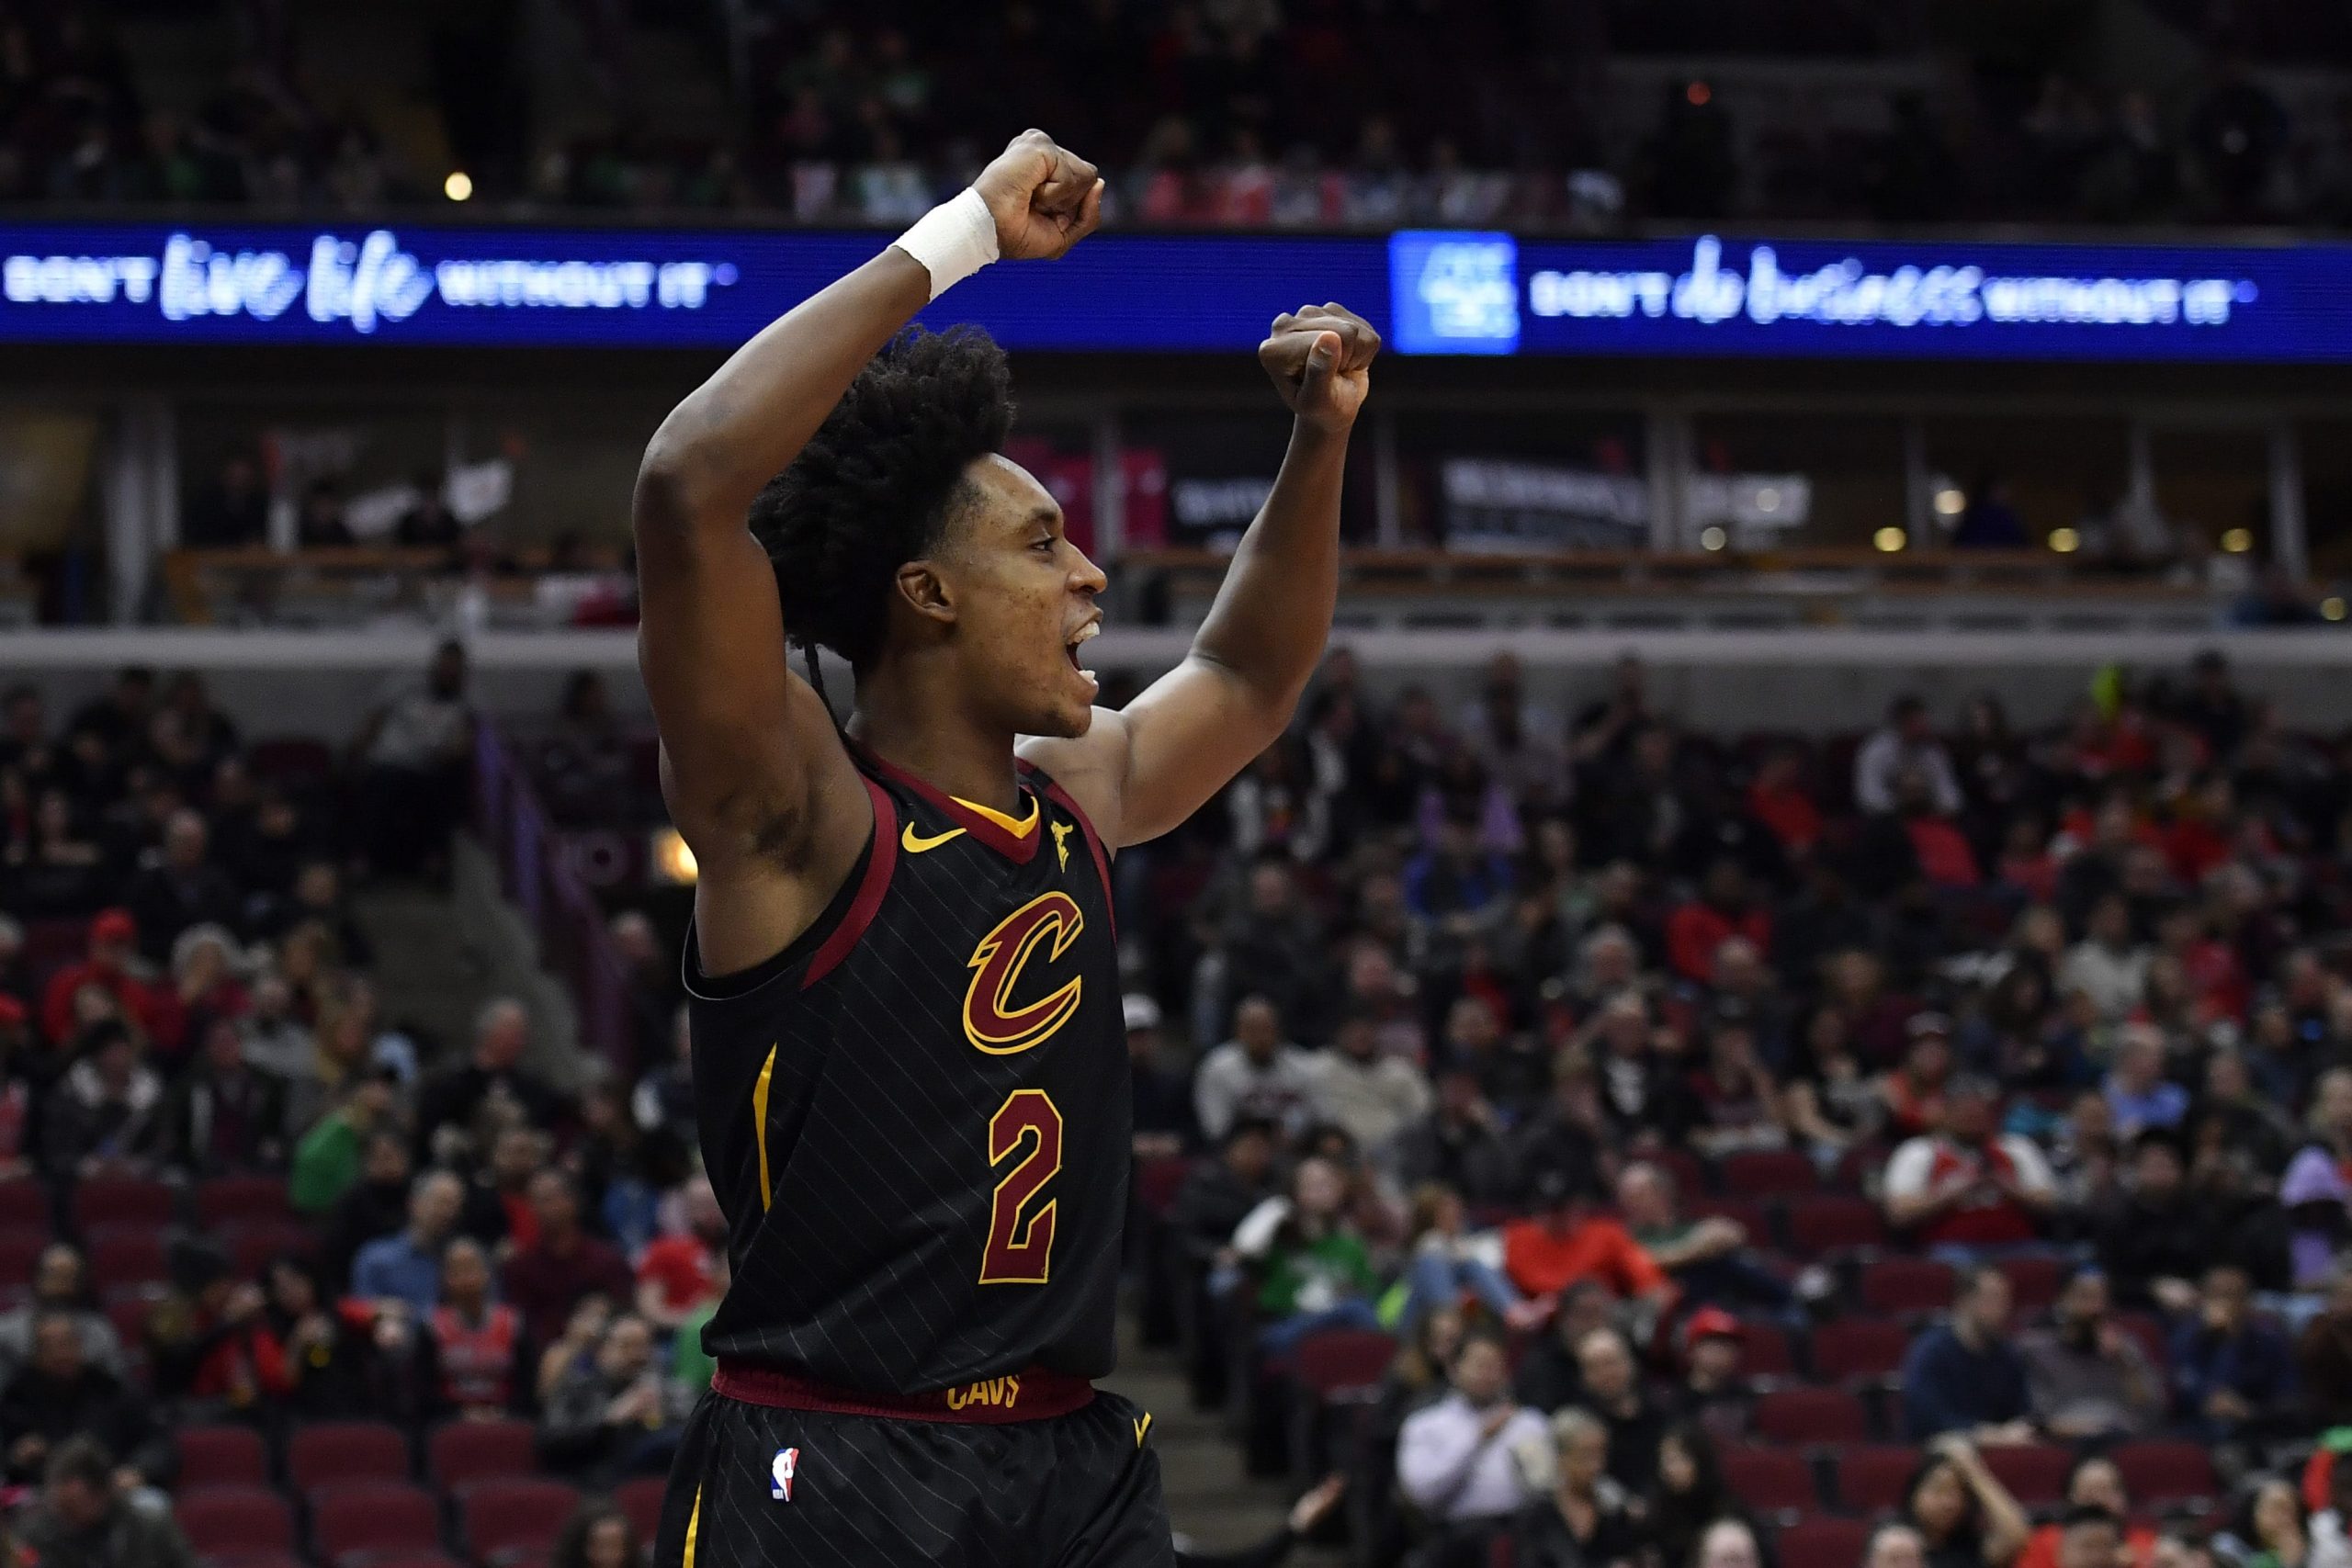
[633,130,1102,970]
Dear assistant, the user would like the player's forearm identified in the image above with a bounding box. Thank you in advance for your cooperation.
[635,251,931,536]
[1186,423,1349,722]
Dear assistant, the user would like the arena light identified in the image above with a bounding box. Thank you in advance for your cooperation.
[444,171,474,202]
[1699,525,1728,552]
[2048,527,2081,554]
[2222,527,2254,554]
[2326,597,2347,622]
[650,827,698,884]
[1686,81,1712,107]
[1932,487,1965,517]
[1872,526,1906,552]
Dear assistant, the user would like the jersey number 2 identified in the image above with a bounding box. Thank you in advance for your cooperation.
[981,1089,1061,1283]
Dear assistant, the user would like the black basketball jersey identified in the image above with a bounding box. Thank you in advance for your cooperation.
[684,745,1128,1396]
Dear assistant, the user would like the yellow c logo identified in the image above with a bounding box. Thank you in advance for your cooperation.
[963,892,1085,1055]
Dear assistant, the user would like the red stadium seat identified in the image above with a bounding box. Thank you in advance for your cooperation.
[225,1222,316,1280]
[458,1480,582,1561]
[1754,1388,1869,1446]
[2114,1312,2169,1371]
[1720,1150,1817,1200]
[1982,1444,2075,1507]
[103,1287,160,1347]
[288,1421,411,1493]
[358,1556,462,1568]
[196,1177,294,1228]
[426,1418,538,1487]
[176,1426,269,1489]
[89,1229,169,1292]
[1836,1446,1921,1515]
[0,1179,49,1230]
[248,737,337,787]
[1735,1318,1796,1380]
[1291,1329,1396,1398]
[73,1176,176,1232]
[2112,1441,2220,1508]
[1859,1258,1956,1317]
[1786,1196,1888,1257]
[1652,1148,1712,1199]
[204,1553,305,1568]
[1998,1255,2066,1314]
[615,1477,667,1544]
[1810,1318,1913,1385]
[312,1483,443,1563]
[0,1229,49,1290]
[178,1488,296,1556]
[1133,1156,1189,1218]
[1777,1517,1871,1565]
[1722,1447,1819,1515]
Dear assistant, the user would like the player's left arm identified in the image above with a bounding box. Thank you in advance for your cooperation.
[1023,304,1378,847]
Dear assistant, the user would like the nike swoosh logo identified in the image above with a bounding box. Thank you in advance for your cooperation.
[901,823,967,853]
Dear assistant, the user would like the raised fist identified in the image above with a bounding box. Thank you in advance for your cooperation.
[972,130,1104,262]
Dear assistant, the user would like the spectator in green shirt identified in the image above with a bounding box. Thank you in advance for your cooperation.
[1231,1156,1383,1360]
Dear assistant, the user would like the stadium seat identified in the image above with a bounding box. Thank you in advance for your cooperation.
[2112,1440,2219,1508]
[2114,1312,2169,1371]
[227,1221,317,1278]
[1982,1444,2075,1507]
[1859,1258,1956,1317]
[1652,1147,1712,1199]
[1722,1446,1820,1515]
[73,1176,176,1232]
[1810,1318,1912,1385]
[89,1229,170,1292]
[311,1482,443,1563]
[1754,1388,1869,1445]
[426,1418,538,1487]
[0,1179,50,1230]
[1292,1328,1396,1399]
[1997,1255,2065,1314]
[1786,1196,1888,1257]
[0,1229,49,1288]
[1735,1318,1796,1380]
[1836,1446,1921,1515]
[1776,1517,1871,1564]
[203,1553,305,1568]
[177,1426,270,1489]
[1720,1150,1817,1200]
[103,1288,160,1348]
[178,1488,296,1556]
[458,1480,582,1561]
[615,1477,667,1543]
[357,1555,462,1568]
[1132,1155,1190,1219]
[288,1421,412,1493]
[196,1176,294,1228]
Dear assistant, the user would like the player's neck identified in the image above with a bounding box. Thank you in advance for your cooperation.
[846,675,1021,815]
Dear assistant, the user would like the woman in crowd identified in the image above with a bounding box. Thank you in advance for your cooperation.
[2229,1475,2312,1568]
[1645,1423,1755,1568]
[1782,1005,1883,1165]
[1902,1438,2031,1568]
[1512,1406,1645,1568]
[1394,1183,1532,1332]
[551,1501,644,1568]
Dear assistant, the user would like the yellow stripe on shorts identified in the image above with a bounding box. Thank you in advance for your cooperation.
[683,1483,702,1568]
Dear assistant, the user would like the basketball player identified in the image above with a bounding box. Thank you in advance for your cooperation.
[634,129,1376,1567]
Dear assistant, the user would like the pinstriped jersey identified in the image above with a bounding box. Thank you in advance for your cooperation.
[683,747,1127,1396]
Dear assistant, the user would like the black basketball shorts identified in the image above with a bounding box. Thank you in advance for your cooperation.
[654,1371,1173,1568]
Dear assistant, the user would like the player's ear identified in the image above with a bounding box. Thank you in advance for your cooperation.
[896,560,956,626]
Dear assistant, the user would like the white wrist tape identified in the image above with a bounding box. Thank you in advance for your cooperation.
[892,188,1000,299]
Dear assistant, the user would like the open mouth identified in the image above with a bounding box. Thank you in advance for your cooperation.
[1065,620,1100,687]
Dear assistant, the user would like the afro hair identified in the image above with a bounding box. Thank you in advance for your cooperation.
[749,324,1015,670]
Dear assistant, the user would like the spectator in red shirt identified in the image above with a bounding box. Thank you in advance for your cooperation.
[1501,1168,1670,1305]
[503,1170,634,1348]
[1883,1077,2058,1255]
[635,1177,726,1333]
[38,909,171,1051]
[1746,747,1820,857]
[1665,859,1771,986]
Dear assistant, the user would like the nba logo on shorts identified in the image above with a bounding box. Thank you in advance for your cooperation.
[770,1447,799,1502]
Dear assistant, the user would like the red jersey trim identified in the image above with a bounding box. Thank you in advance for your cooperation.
[801,776,898,989]
[852,743,1041,865]
[712,1359,1094,1423]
